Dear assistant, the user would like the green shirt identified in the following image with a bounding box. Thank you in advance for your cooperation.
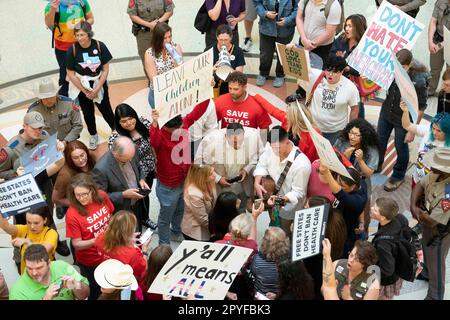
[9,260,89,300]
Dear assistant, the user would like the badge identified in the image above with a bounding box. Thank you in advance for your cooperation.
[128,0,135,8]
[93,49,98,55]
[442,183,450,212]
[0,148,8,164]
[230,55,235,61]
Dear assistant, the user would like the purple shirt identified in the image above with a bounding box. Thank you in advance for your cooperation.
[205,0,245,29]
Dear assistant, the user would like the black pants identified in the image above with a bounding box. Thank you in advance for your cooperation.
[78,82,115,135]
[78,263,101,300]
[259,32,294,78]
[55,48,69,97]
[311,44,333,68]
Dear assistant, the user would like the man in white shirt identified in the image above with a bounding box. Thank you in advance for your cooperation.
[189,99,218,160]
[298,55,359,145]
[195,123,263,211]
[254,126,311,236]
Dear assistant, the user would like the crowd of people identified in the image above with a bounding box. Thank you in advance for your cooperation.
[0,0,449,301]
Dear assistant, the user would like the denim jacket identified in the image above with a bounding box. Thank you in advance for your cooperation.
[253,0,299,38]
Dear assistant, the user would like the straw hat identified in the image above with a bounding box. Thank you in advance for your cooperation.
[94,259,138,290]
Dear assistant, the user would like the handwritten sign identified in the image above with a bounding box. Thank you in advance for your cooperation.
[276,43,309,81]
[20,134,63,177]
[148,241,252,300]
[295,101,353,180]
[154,49,214,126]
[347,1,424,90]
[292,204,329,261]
[392,52,419,123]
[0,173,47,218]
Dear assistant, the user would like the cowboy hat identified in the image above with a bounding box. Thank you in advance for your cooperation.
[94,259,138,290]
[422,147,450,174]
[36,79,60,99]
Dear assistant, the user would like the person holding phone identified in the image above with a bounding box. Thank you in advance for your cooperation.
[95,210,151,286]
[109,104,157,230]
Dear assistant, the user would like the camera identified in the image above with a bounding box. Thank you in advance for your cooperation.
[274,196,286,207]
[227,175,242,184]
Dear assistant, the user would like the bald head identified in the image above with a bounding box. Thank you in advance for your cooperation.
[112,136,136,163]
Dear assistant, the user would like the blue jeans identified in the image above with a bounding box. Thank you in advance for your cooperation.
[148,87,155,108]
[55,48,69,97]
[322,131,341,146]
[156,181,184,245]
[358,100,365,119]
[377,115,409,181]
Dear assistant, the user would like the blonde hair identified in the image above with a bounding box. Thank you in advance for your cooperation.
[184,164,215,201]
[229,213,252,241]
[286,101,316,135]
[260,227,290,262]
[103,210,136,252]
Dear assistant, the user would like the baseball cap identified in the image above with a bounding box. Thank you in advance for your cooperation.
[24,111,45,128]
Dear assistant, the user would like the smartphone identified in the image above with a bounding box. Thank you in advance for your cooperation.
[138,188,151,197]
[226,175,242,184]
[139,228,153,244]
[254,291,270,300]
[254,198,263,210]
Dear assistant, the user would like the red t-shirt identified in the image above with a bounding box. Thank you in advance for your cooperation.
[215,94,272,129]
[95,233,147,282]
[65,191,115,267]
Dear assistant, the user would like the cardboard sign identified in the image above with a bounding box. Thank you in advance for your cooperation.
[347,1,424,90]
[295,101,353,180]
[444,27,450,65]
[20,134,63,177]
[392,53,419,123]
[276,43,309,81]
[148,241,253,300]
[154,49,214,126]
[0,173,47,218]
[292,204,329,261]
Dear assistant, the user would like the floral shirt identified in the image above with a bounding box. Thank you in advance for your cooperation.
[108,117,156,178]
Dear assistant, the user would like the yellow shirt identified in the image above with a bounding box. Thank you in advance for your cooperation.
[15,225,58,274]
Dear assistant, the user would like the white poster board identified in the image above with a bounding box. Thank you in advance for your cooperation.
[347,1,424,90]
[292,204,329,261]
[0,173,47,218]
[153,49,214,126]
[148,241,253,300]
[444,27,450,65]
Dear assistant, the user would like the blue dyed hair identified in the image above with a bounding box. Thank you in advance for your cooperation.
[429,112,450,147]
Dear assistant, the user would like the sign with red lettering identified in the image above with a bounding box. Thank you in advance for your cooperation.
[347,1,424,90]
[148,241,252,300]
[154,49,214,127]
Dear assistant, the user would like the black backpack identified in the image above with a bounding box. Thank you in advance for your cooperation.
[52,1,87,48]
[373,225,421,282]
[194,1,210,34]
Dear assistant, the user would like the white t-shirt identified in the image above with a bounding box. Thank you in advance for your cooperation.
[413,124,445,183]
[298,69,359,133]
[298,0,342,45]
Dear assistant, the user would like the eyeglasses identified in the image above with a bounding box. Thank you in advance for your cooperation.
[74,190,91,199]
[348,131,361,138]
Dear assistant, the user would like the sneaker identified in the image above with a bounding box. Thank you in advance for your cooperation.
[383,178,405,192]
[88,134,99,150]
[273,77,285,88]
[170,232,185,242]
[256,75,267,86]
[142,219,158,231]
[56,207,67,220]
[56,240,71,257]
[242,37,253,52]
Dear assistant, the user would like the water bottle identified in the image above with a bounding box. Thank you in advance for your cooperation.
[165,42,183,65]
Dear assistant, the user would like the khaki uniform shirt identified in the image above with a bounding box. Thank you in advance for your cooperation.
[433,0,450,38]
[27,96,82,142]
[420,173,450,225]
[127,0,174,22]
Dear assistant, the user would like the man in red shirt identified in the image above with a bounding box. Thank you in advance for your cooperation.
[150,100,210,245]
[215,71,272,136]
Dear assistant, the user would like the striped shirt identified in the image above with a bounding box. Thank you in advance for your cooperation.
[250,252,280,295]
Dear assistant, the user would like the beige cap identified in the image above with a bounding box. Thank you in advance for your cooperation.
[37,79,59,99]
[24,111,45,128]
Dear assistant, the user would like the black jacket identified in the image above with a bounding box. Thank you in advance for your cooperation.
[380,60,429,126]
[372,214,409,286]
[437,91,450,114]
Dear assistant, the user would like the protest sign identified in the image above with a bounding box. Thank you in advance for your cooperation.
[292,204,329,261]
[392,53,419,123]
[347,1,424,90]
[275,43,309,81]
[154,49,214,126]
[295,101,353,180]
[148,241,253,300]
[0,173,47,218]
[20,134,63,177]
[444,27,450,65]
